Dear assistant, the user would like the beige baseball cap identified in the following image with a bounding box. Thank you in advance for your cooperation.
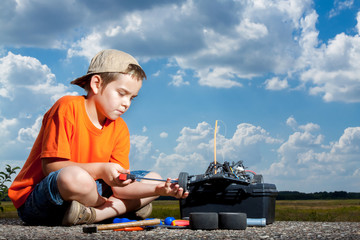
[71,49,143,88]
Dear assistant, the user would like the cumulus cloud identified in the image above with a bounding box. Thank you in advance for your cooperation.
[169,70,189,87]
[130,135,152,162]
[108,117,359,192]
[160,132,168,138]
[0,52,77,162]
[17,116,42,143]
[153,152,206,178]
[298,9,360,103]
[330,127,360,155]
[127,118,358,192]
[286,116,298,129]
[0,52,76,113]
[64,0,312,89]
[265,118,359,192]
[329,0,354,18]
[2,0,359,102]
[0,0,83,48]
[0,116,18,144]
[265,77,289,90]
[152,121,282,177]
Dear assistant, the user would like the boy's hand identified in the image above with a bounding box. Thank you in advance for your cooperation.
[101,163,133,187]
[155,178,189,199]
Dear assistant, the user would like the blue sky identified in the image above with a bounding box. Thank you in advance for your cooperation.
[0,0,359,193]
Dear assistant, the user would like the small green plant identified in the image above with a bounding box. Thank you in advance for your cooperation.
[0,164,20,212]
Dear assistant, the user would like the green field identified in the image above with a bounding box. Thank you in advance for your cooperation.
[1,199,360,222]
[276,199,360,222]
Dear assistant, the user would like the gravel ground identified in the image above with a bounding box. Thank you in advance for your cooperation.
[0,219,359,240]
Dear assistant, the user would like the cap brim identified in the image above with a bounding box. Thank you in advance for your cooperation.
[71,73,92,88]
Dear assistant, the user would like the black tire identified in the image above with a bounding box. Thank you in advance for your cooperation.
[251,174,263,184]
[178,172,189,191]
[219,212,247,230]
[190,212,218,230]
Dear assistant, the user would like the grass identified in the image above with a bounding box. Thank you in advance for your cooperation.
[0,201,18,218]
[276,199,360,222]
[1,199,360,222]
[152,199,360,222]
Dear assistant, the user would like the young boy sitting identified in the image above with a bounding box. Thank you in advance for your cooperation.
[8,49,188,226]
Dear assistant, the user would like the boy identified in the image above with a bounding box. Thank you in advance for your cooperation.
[8,49,188,226]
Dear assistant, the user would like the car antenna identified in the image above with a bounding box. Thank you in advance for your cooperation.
[214,120,218,174]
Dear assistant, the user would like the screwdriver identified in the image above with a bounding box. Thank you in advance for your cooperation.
[118,173,178,183]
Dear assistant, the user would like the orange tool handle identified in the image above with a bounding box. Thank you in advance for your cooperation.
[114,227,144,231]
[118,173,136,181]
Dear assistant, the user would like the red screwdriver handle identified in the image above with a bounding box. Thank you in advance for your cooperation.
[119,173,136,181]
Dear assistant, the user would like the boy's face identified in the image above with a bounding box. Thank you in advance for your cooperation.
[94,74,142,121]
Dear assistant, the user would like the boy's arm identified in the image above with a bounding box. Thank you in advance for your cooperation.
[112,178,189,199]
[42,157,101,178]
[42,158,130,186]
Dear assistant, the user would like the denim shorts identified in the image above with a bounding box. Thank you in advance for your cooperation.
[17,169,150,226]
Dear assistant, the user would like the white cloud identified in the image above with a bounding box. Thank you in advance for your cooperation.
[153,152,207,178]
[0,52,77,162]
[1,0,360,102]
[0,0,83,48]
[0,116,18,142]
[196,67,243,88]
[67,32,104,61]
[329,0,354,18]
[152,71,160,77]
[64,0,311,89]
[0,52,76,105]
[286,116,298,129]
[129,135,152,163]
[174,122,213,154]
[265,118,359,192]
[299,122,320,132]
[357,11,360,33]
[160,132,168,138]
[330,127,360,154]
[265,77,289,90]
[237,18,268,40]
[153,121,282,178]
[169,70,189,87]
[112,117,360,192]
[17,116,42,143]
[298,10,360,103]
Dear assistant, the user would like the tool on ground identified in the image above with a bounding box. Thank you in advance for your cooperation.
[171,220,189,226]
[164,216,176,225]
[247,218,266,227]
[163,217,189,227]
[112,217,136,223]
[118,173,178,183]
[83,218,161,233]
[113,227,144,231]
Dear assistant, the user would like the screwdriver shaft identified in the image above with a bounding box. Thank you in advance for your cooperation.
[119,173,178,183]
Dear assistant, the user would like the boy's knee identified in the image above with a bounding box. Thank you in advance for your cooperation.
[57,166,95,194]
[139,171,162,184]
[144,171,162,180]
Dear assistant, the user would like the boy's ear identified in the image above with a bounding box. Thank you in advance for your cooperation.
[89,75,102,94]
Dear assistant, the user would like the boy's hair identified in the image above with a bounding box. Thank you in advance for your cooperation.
[71,49,147,92]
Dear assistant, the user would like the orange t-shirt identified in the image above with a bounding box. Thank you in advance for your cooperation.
[8,95,130,208]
